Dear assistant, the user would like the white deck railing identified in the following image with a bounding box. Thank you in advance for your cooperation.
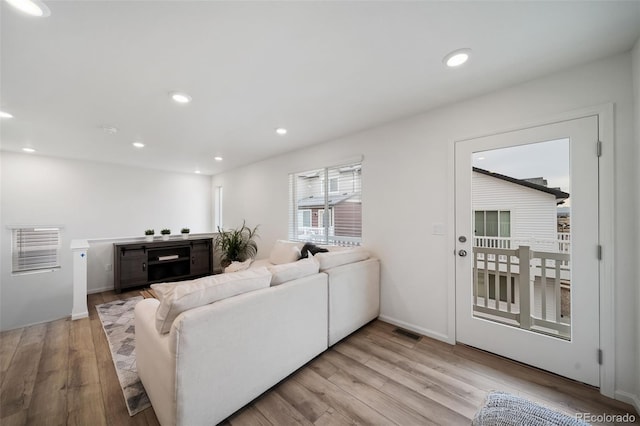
[474,233,571,254]
[473,245,571,339]
[295,227,361,246]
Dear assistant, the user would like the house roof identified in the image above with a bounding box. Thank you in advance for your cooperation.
[298,194,354,208]
[472,167,570,200]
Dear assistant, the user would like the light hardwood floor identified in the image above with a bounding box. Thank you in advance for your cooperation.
[1,289,638,426]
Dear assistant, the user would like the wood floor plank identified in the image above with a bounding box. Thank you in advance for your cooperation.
[0,322,47,419]
[313,408,357,426]
[327,368,432,425]
[293,368,394,425]
[254,390,314,426]
[322,349,387,389]
[275,377,330,423]
[67,317,107,426]
[0,328,24,387]
[379,376,470,425]
[228,404,273,426]
[26,318,70,425]
[0,409,27,426]
[365,355,480,420]
[307,356,339,380]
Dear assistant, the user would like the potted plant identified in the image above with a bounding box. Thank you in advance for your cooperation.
[181,228,190,240]
[215,221,259,268]
[160,228,171,241]
[144,229,155,242]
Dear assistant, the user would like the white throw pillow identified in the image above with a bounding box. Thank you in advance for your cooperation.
[269,240,303,265]
[224,258,253,273]
[151,267,272,334]
[315,248,370,271]
[268,257,320,286]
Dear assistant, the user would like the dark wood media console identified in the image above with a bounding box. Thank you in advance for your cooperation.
[113,237,214,293]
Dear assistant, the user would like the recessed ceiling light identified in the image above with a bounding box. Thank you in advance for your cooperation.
[5,0,51,17]
[194,170,201,174]
[443,48,472,68]
[214,156,223,161]
[170,92,192,104]
[276,128,287,135]
[477,156,485,160]
[22,147,36,153]
[132,142,145,148]
[0,111,14,118]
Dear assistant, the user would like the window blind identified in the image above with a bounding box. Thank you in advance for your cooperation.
[289,162,362,246]
[12,227,61,273]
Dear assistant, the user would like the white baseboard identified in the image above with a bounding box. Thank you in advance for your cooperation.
[614,390,640,415]
[378,315,454,344]
[0,314,71,332]
[71,311,88,320]
[88,285,114,294]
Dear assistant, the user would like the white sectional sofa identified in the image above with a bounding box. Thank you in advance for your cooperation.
[134,241,380,426]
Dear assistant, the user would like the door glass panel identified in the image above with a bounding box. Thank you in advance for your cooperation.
[471,138,571,340]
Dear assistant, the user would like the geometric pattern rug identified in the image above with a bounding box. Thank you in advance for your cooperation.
[95,296,151,416]
[472,391,590,426]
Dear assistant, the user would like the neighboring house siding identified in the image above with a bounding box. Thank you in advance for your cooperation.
[472,171,559,250]
[334,201,362,237]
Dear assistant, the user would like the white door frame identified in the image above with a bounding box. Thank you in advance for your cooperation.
[446,103,615,397]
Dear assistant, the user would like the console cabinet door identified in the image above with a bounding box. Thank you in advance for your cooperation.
[191,241,212,276]
[118,248,147,289]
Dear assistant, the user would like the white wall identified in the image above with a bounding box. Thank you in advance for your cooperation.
[632,37,640,412]
[0,153,212,330]
[212,52,638,401]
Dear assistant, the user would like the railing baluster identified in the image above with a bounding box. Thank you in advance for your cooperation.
[494,254,500,310]
[518,246,531,330]
[506,255,512,313]
[473,249,478,306]
[540,255,547,320]
[484,255,489,308]
[555,260,562,323]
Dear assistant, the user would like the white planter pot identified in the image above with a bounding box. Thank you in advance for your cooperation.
[145,235,154,242]
[181,233,189,240]
[161,234,170,241]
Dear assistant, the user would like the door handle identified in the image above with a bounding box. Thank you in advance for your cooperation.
[458,250,467,257]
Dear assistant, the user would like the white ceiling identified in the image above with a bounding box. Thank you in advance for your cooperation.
[2,1,639,175]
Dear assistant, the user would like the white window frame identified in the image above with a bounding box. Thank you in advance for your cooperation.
[474,210,511,238]
[10,226,62,274]
[214,186,223,230]
[289,160,362,246]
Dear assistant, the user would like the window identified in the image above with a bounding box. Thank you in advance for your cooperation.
[289,161,362,246]
[474,210,511,237]
[214,186,223,229]
[12,227,61,273]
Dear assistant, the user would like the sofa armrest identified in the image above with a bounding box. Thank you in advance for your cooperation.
[326,257,380,346]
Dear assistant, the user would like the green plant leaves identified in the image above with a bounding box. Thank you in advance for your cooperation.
[215,220,259,263]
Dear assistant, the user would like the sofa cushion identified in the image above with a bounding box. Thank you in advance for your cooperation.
[268,257,320,286]
[151,267,272,334]
[315,248,370,271]
[269,240,304,264]
[224,258,253,273]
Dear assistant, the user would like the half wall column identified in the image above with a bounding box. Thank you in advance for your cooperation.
[71,239,89,320]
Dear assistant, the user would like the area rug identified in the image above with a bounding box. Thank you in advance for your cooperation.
[472,391,589,426]
[96,296,151,416]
